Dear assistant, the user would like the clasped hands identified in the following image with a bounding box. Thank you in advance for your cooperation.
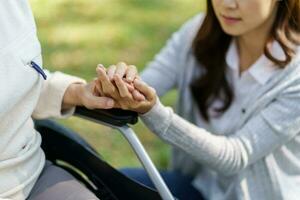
[93,62,157,114]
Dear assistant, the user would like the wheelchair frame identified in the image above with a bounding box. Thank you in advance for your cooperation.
[35,107,176,200]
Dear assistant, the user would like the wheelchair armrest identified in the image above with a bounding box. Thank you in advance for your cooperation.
[74,106,138,127]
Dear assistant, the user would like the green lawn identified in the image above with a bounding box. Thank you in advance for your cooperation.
[30,0,205,169]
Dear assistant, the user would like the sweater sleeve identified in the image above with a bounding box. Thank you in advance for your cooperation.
[141,13,205,97]
[32,70,86,119]
[140,86,300,176]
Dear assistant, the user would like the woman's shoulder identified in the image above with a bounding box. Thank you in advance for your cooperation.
[294,45,300,59]
[184,12,206,26]
[274,47,300,89]
[168,12,206,58]
[288,45,300,72]
[176,13,206,38]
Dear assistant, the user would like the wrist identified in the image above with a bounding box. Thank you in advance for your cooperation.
[138,96,157,114]
[139,96,161,116]
[62,83,85,109]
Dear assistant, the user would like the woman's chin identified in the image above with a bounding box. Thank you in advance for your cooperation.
[220,26,246,37]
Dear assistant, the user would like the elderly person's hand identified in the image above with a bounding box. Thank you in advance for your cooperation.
[62,78,115,111]
[95,63,157,114]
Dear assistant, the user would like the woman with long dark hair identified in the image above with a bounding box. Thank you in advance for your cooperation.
[96,0,300,199]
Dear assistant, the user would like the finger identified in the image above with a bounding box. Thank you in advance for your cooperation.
[114,75,132,98]
[96,64,106,78]
[134,79,156,101]
[107,65,116,81]
[126,65,138,82]
[124,80,135,92]
[96,64,106,72]
[93,87,101,96]
[94,79,105,96]
[93,79,100,96]
[132,89,146,101]
[96,66,117,97]
[115,62,127,78]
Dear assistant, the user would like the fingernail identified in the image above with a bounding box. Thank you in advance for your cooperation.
[96,65,102,70]
[106,99,114,108]
[97,65,106,73]
[97,64,104,68]
[135,80,142,85]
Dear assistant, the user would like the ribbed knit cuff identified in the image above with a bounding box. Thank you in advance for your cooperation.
[32,72,86,119]
[139,98,173,137]
[53,72,86,118]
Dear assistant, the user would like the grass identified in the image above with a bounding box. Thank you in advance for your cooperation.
[30,0,205,169]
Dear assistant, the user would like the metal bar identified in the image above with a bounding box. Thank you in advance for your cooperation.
[75,114,175,199]
[117,125,175,200]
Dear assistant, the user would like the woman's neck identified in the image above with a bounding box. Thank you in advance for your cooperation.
[236,5,278,74]
[237,33,267,74]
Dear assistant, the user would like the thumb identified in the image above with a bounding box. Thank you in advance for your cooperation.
[132,89,146,101]
[133,79,156,101]
[86,95,115,109]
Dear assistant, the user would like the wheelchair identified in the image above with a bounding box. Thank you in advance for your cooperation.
[34,107,176,200]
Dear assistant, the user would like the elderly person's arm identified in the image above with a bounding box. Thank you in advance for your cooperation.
[32,70,115,119]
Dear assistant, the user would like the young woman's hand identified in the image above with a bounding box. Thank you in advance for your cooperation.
[106,62,137,82]
[100,62,146,101]
[95,65,157,114]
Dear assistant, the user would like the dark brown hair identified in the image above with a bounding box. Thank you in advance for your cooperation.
[191,0,300,121]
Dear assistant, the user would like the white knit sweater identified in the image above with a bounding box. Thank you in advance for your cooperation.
[0,1,84,199]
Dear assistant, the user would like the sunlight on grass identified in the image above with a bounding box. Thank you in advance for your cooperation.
[30,0,205,168]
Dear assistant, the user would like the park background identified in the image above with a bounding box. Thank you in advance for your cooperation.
[30,0,205,169]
